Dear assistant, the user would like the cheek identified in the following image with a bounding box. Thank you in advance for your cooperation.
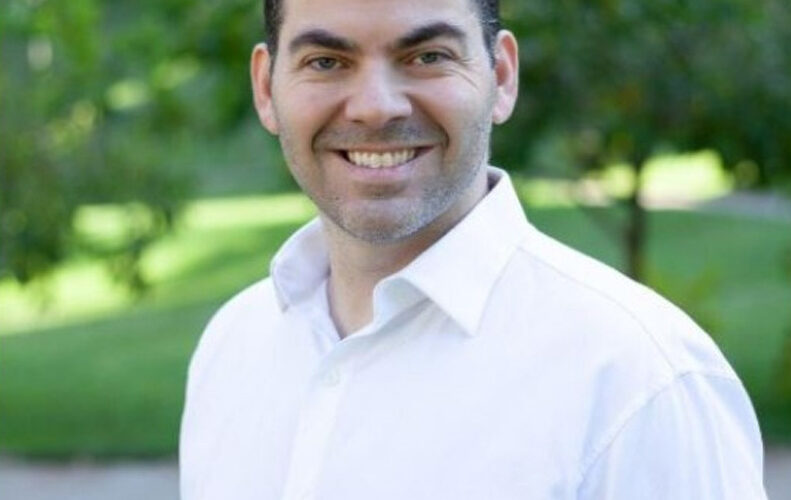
[274,82,343,143]
[413,79,494,128]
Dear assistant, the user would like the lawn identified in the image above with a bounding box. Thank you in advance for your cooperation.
[1,185,790,458]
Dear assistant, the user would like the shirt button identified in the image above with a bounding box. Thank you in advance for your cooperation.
[323,368,341,387]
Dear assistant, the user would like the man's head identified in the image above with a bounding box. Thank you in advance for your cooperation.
[251,0,518,246]
[264,0,502,65]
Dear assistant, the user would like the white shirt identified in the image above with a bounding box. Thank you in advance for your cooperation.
[179,168,767,499]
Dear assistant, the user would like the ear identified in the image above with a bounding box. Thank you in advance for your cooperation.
[251,43,279,134]
[491,30,519,125]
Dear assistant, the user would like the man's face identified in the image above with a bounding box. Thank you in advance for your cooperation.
[253,0,517,244]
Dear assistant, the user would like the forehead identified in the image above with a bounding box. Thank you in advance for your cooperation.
[279,0,482,49]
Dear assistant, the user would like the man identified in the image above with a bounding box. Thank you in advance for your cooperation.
[180,0,767,498]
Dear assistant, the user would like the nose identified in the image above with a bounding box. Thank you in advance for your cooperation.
[343,62,412,128]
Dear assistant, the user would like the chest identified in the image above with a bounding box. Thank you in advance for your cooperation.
[186,312,587,500]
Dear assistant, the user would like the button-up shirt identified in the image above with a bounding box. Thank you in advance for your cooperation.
[180,168,767,499]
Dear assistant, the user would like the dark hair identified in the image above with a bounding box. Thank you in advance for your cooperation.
[263,0,501,65]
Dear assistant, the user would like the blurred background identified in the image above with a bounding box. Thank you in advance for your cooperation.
[1,0,790,494]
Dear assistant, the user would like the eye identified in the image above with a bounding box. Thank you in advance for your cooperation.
[412,51,450,66]
[307,56,341,71]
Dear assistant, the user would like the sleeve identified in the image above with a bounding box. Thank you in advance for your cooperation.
[577,372,767,499]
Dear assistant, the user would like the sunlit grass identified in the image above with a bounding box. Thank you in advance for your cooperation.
[641,150,733,200]
[516,150,734,207]
[0,261,133,334]
[178,192,316,230]
[0,193,316,335]
[130,193,316,285]
[515,178,579,207]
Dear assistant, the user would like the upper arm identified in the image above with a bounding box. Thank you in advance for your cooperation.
[576,372,766,499]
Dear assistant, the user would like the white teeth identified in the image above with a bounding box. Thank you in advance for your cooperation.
[347,149,417,168]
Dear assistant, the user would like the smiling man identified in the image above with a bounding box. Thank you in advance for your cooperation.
[179,0,767,498]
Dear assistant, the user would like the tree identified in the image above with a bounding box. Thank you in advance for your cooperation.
[494,0,791,279]
[0,0,264,290]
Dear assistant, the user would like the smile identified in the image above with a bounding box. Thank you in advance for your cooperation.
[344,149,418,169]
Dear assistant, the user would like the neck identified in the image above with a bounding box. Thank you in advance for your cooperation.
[323,219,437,338]
[322,168,489,338]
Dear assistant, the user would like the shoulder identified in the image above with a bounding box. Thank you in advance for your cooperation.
[501,225,736,379]
[186,278,281,382]
[205,277,280,330]
[576,370,766,497]
[179,277,284,493]
[498,227,763,492]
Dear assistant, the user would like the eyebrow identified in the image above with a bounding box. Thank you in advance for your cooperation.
[393,21,467,51]
[288,29,359,55]
[287,21,468,56]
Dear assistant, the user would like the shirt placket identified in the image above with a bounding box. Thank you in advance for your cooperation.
[279,278,425,500]
[280,353,352,500]
[280,284,357,500]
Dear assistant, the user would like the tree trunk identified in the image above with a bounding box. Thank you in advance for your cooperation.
[624,159,647,281]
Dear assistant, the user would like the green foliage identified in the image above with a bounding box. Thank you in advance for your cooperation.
[5,0,789,289]
[496,0,791,186]
[0,0,269,290]
[494,0,791,280]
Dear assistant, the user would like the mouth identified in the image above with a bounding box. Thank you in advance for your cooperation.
[337,147,430,169]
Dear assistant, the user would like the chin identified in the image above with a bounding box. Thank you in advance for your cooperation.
[339,218,420,244]
[335,203,432,244]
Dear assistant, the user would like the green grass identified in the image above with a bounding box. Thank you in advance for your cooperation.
[0,193,315,458]
[1,187,790,458]
[0,302,214,458]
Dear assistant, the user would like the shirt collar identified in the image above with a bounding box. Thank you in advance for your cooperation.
[270,217,329,311]
[388,168,530,335]
[270,167,531,336]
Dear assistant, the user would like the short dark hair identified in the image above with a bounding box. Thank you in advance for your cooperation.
[263,0,501,65]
